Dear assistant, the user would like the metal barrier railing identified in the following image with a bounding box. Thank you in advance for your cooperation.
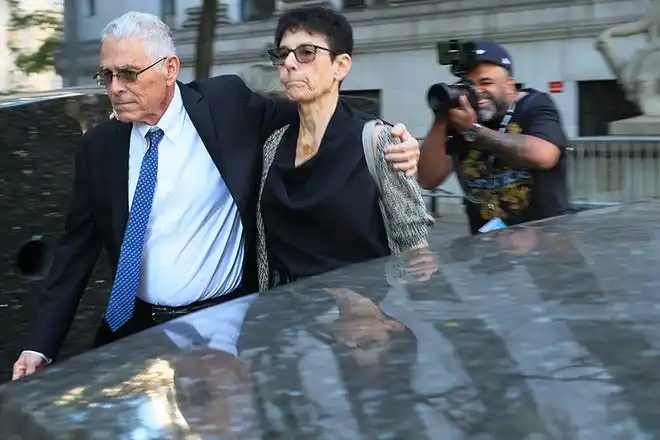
[421,187,461,216]
[567,137,660,204]
[422,137,660,216]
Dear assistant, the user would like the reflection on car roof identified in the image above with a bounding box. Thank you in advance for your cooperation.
[0,87,106,109]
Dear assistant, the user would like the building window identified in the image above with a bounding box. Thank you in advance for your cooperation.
[578,80,640,136]
[164,0,176,17]
[340,89,381,118]
[88,0,96,16]
[343,0,367,10]
[344,0,390,7]
[241,0,276,22]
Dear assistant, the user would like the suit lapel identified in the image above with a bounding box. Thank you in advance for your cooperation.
[110,122,131,247]
[178,82,230,190]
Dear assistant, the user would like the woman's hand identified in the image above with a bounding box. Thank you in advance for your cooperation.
[403,246,438,282]
[384,124,420,177]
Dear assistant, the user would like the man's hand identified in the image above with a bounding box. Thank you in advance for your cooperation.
[12,352,47,381]
[448,95,478,133]
[385,123,420,177]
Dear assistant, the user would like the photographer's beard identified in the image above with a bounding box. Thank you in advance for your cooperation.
[477,90,510,123]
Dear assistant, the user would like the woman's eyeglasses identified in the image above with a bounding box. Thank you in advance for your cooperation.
[268,44,336,66]
[93,57,167,86]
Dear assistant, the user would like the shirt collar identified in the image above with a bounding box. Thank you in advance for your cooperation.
[135,83,185,142]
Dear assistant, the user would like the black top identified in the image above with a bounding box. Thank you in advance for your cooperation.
[447,88,571,234]
[261,101,389,282]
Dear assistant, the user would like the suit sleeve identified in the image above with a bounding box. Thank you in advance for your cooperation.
[25,139,102,361]
[233,76,298,144]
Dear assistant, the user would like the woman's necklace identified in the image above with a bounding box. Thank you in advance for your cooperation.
[301,141,315,156]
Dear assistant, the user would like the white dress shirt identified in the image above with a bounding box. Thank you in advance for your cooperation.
[163,293,258,355]
[129,84,245,306]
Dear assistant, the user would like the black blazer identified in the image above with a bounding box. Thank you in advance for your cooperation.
[25,74,296,361]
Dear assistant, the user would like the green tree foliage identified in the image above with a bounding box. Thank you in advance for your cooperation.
[5,0,62,74]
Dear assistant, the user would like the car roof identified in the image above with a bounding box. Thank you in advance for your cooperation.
[0,86,106,109]
[1,172,657,436]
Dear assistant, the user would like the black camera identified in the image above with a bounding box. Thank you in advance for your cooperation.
[426,39,479,115]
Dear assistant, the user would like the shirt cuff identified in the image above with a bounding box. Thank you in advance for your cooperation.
[22,350,52,365]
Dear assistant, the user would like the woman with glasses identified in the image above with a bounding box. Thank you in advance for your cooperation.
[256,5,434,290]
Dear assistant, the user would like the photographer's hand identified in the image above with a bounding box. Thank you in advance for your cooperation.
[448,96,477,133]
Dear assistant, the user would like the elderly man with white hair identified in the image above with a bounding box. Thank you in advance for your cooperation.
[12,11,420,380]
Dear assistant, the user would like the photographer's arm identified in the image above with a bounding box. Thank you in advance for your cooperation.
[473,126,560,169]
[449,94,563,170]
[417,120,454,189]
[473,94,563,168]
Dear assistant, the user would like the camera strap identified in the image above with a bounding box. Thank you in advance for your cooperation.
[498,101,517,133]
[486,100,517,168]
[453,99,518,207]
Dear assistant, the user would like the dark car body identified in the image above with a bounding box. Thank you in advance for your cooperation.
[1,201,658,439]
[0,88,116,372]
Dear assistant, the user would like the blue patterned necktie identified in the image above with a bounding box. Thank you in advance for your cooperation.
[105,128,164,331]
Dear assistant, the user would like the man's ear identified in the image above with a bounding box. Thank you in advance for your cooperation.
[165,56,181,86]
[507,75,518,95]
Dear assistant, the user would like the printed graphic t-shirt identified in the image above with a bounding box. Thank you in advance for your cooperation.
[447,89,571,234]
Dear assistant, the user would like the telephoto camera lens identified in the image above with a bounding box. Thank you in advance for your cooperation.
[426,80,479,114]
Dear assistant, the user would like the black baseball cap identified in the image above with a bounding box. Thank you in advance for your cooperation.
[472,40,514,76]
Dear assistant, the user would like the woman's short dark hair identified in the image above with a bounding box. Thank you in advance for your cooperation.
[274,4,354,57]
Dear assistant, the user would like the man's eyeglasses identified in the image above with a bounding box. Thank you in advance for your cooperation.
[268,44,336,66]
[93,57,167,86]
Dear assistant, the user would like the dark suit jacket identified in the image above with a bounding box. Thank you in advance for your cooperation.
[25,74,296,361]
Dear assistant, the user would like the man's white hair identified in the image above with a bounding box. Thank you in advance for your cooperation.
[101,11,177,62]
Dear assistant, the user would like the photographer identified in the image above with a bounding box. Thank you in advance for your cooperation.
[417,41,571,234]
